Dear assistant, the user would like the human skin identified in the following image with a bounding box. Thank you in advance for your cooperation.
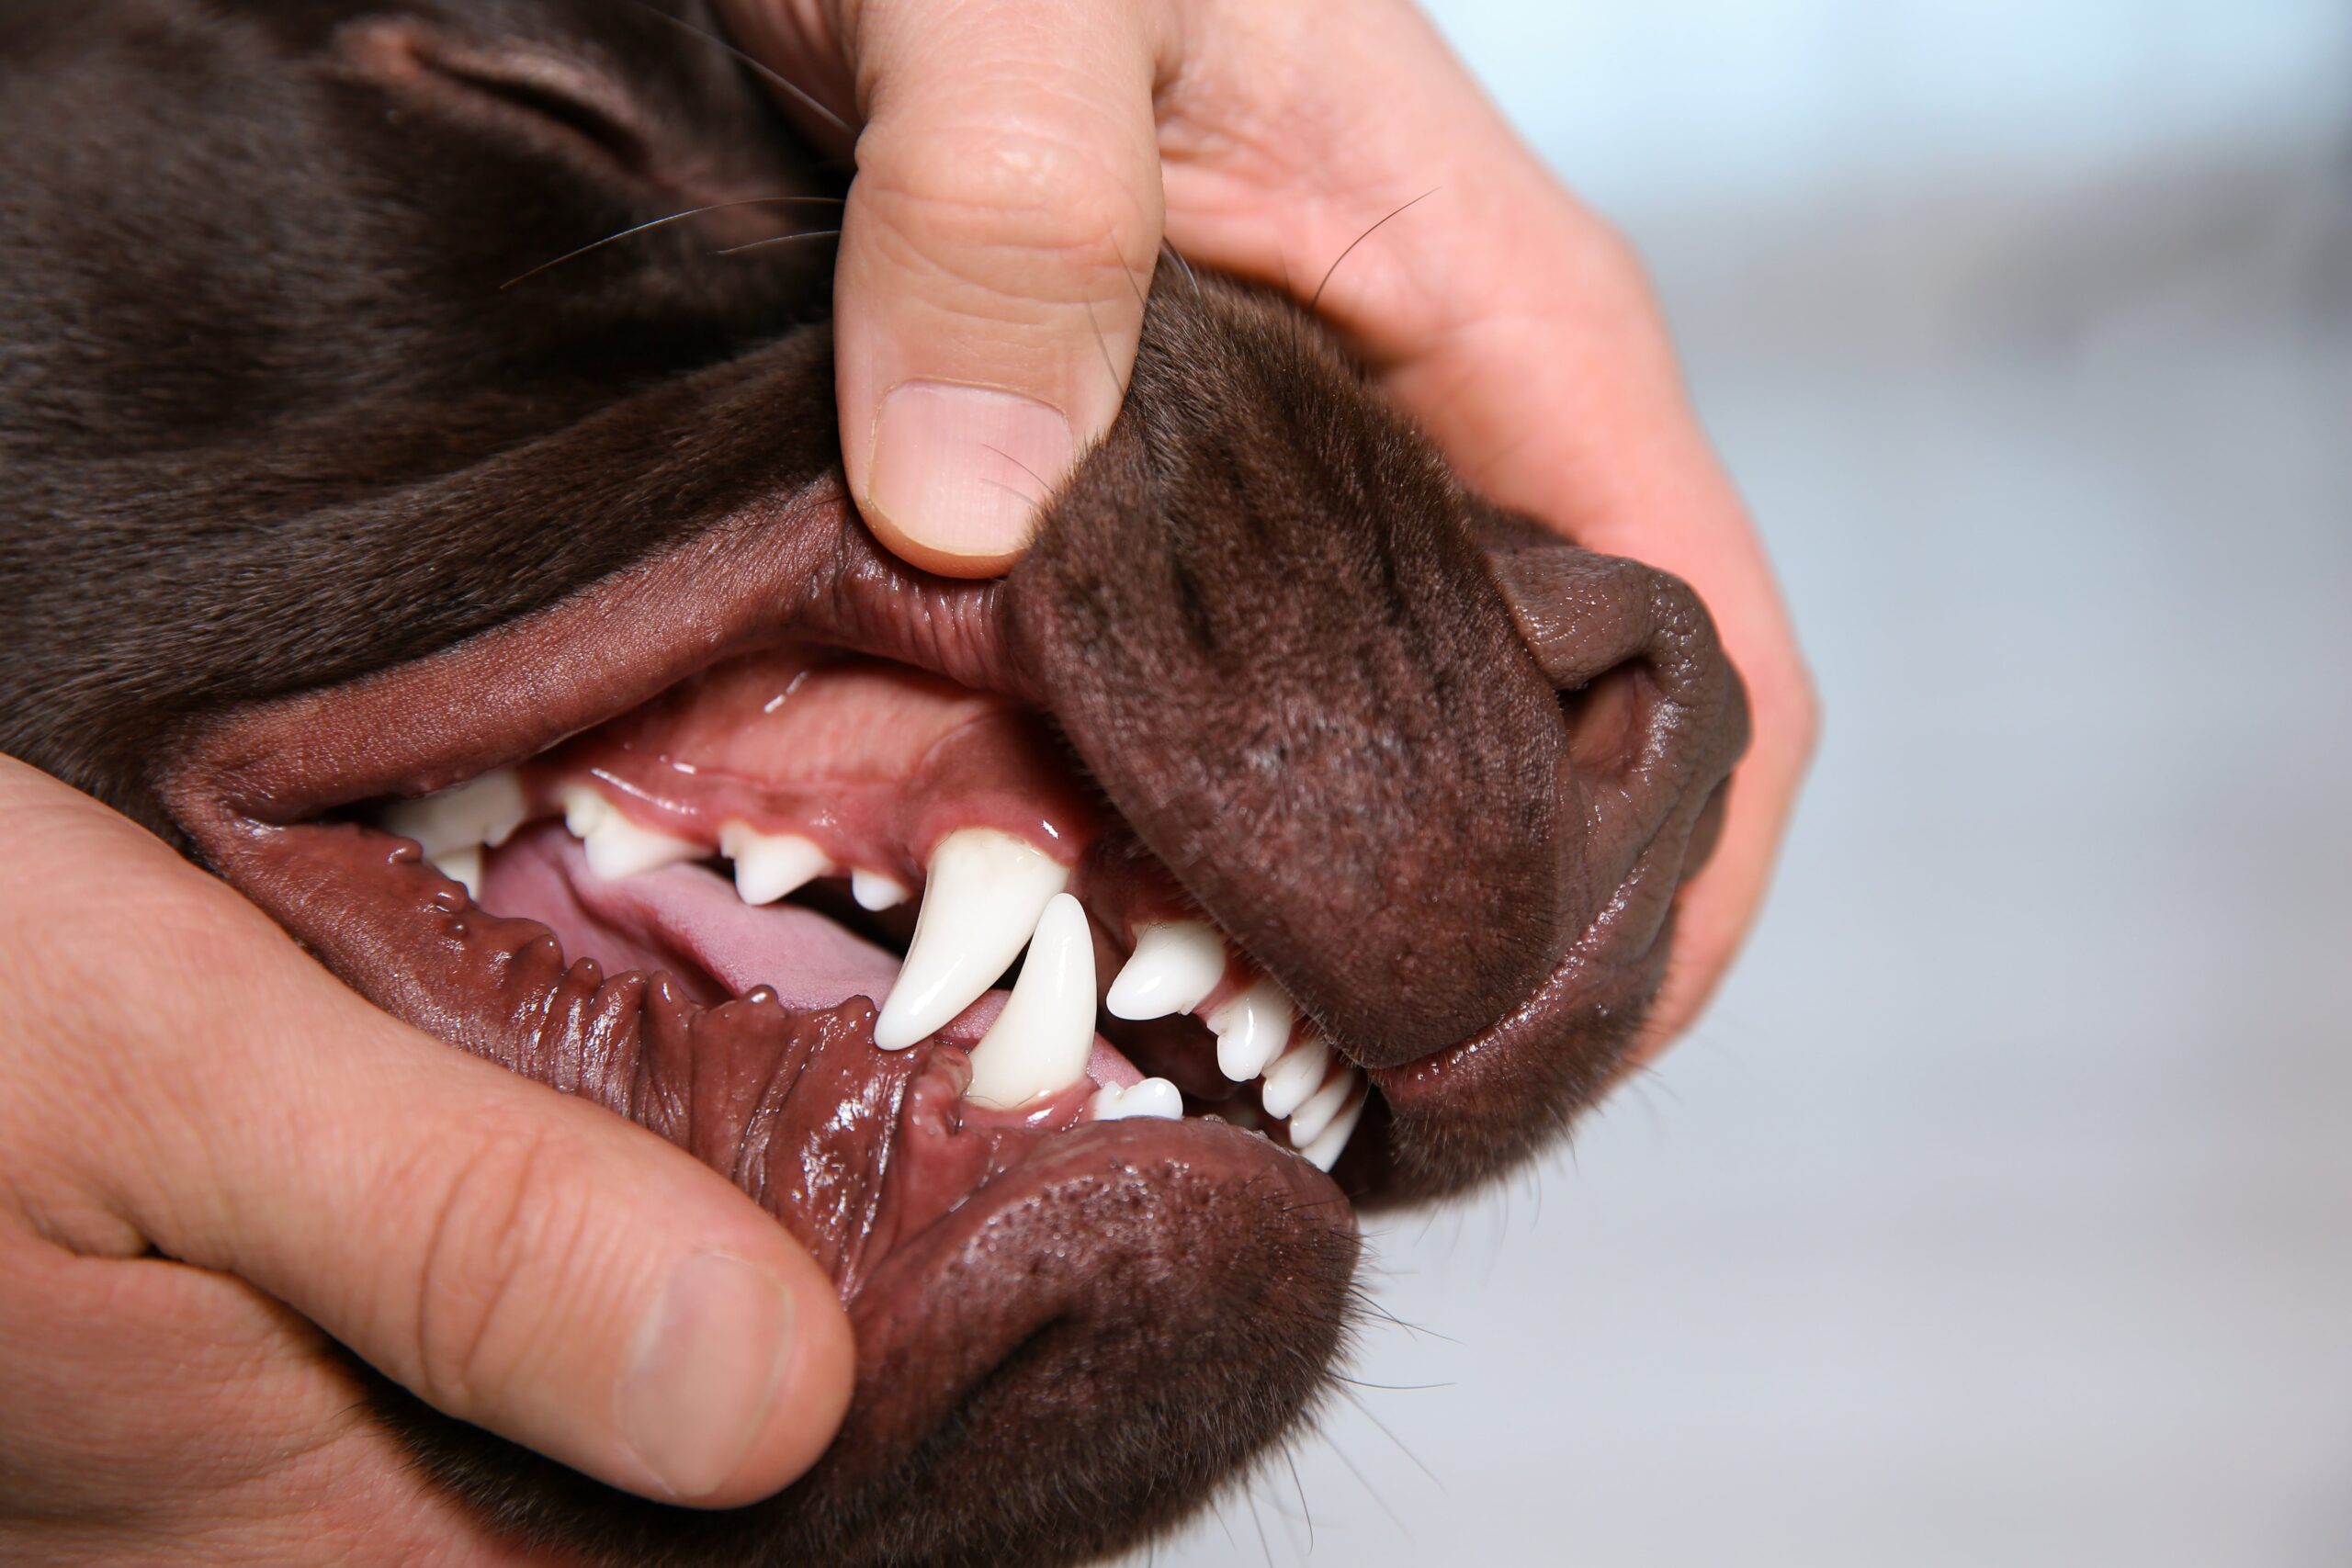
[0,1,1811,1559]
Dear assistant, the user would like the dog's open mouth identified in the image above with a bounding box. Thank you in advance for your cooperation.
[140,272,1747,1562]
[356,636,1376,1292]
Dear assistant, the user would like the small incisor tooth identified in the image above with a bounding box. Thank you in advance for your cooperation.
[1287,1064,1363,1149]
[1207,977,1295,1082]
[1260,1032,1332,1121]
[1104,920,1227,1021]
[873,828,1069,1051]
[561,784,701,881]
[965,894,1096,1110]
[1087,1078,1183,1122]
[1299,1084,1367,1172]
[381,768,528,857]
[851,869,910,911]
[719,820,831,906]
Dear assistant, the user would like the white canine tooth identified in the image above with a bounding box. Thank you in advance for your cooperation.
[851,869,910,911]
[1103,920,1227,1021]
[872,828,1069,1051]
[429,845,484,901]
[1260,1032,1333,1121]
[1287,1065,1363,1149]
[965,894,1097,1110]
[1299,1085,1368,1172]
[381,768,528,857]
[560,784,701,881]
[1087,1077,1184,1122]
[719,820,830,906]
[1207,977,1295,1083]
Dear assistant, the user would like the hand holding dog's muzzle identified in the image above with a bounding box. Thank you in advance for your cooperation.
[0,758,854,1555]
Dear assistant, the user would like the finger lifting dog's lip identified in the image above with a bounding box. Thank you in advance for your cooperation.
[2,4,1750,1564]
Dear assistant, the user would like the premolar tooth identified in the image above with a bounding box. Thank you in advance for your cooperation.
[873,828,1069,1051]
[719,820,830,906]
[560,784,701,881]
[1287,1065,1363,1148]
[1260,1033,1333,1121]
[1207,977,1295,1082]
[965,894,1096,1109]
[1299,1084,1368,1172]
[429,845,484,901]
[1087,1078,1183,1121]
[381,768,528,857]
[851,869,910,911]
[1103,921,1226,1021]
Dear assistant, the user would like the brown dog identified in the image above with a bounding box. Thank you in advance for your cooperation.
[0,3,1747,1563]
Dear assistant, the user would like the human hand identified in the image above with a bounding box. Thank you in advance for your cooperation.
[0,757,853,1563]
[722,0,1814,1047]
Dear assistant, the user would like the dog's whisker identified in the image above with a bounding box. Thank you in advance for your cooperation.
[1336,1386,1448,1492]
[1281,1449,1315,1552]
[1308,187,1439,314]
[977,475,1049,513]
[711,226,842,257]
[1243,1483,1275,1568]
[502,197,842,288]
[1081,298,1126,399]
[1318,1433,1417,1539]
[1331,1373,1452,1393]
[979,443,1057,504]
[619,0,854,141]
[1161,238,1204,301]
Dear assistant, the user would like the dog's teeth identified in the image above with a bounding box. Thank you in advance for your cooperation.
[719,820,830,906]
[1207,977,1295,1082]
[873,828,1069,1051]
[851,869,910,911]
[965,894,1096,1109]
[1087,1077,1183,1122]
[560,784,701,881]
[1103,920,1227,1021]
[381,768,528,857]
[429,845,485,901]
[1259,1032,1333,1121]
[1299,1083,1368,1172]
[1286,1065,1364,1149]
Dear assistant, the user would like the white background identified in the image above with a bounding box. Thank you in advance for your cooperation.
[1137,3,2352,1563]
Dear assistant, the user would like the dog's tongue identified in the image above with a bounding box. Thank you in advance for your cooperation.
[481,825,900,1009]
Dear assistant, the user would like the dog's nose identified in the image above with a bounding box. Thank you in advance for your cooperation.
[1476,513,1753,976]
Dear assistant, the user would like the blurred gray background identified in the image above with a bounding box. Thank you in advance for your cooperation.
[1140,3,2352,1563]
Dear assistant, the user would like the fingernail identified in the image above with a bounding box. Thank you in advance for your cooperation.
[617,1251,793,1500]
[866,381,1073,563]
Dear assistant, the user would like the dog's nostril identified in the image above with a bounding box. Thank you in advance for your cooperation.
[1559,663,1650,776]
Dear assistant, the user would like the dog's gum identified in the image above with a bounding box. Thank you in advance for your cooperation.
[518,648,1102,886]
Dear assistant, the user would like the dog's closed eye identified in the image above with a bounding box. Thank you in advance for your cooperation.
[340,18,656,175]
